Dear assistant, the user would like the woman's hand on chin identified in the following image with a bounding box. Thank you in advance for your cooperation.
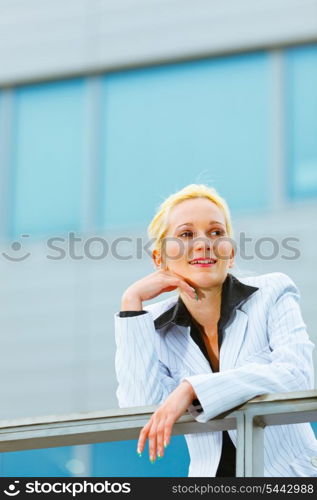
[121,269,197,310]
[136,380,196,462]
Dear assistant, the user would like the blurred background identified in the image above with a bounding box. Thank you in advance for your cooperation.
[0,0,316,477]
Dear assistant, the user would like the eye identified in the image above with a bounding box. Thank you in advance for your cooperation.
[179,231,193,236]
[209,229,225,237]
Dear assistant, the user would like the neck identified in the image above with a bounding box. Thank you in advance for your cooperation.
[180,283,223,329]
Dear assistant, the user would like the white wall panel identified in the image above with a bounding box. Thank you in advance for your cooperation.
[0,0,316,85]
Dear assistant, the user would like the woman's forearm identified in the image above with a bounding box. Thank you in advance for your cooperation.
[121,290,143,311]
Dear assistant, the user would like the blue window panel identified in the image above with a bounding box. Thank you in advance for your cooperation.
[91,437,189,477]
[285,44,317,199]
[0,446,73,477]
[11,79,87,238]
[101,52,271,228]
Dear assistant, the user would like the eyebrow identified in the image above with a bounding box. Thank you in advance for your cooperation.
[175,221,225,230]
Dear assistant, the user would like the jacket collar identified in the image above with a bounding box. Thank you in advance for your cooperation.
[154,273,258,330]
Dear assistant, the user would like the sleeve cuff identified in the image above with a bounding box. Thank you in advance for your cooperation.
[119,311,148,317]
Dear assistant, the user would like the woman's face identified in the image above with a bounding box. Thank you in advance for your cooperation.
[155,197,234,290]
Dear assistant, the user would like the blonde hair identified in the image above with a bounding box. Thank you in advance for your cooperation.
[147,184,233,254]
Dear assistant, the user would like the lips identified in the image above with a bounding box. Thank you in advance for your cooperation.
[189,258,217,265]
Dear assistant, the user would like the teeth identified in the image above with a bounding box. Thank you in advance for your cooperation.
[190,259,215,264]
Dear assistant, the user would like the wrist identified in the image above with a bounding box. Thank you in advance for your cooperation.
[181,380,196,400]
[121,290,142,311]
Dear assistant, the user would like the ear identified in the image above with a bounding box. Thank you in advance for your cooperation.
[228,245,235,269]
[152,249,162,269]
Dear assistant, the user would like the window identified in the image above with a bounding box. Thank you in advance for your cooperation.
[11,79,87,238]
[285,44,317,199]
[101,52,271,228]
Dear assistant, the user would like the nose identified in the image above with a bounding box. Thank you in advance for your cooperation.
[192,235,211,253]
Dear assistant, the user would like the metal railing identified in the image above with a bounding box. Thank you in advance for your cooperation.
[0,390,316,477]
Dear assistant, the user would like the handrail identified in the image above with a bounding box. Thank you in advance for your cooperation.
[0,390,316,477]
[239,390,317,476]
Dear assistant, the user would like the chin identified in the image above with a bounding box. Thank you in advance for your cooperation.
[198,280,219,289]
[190,271,226,288]
[188,275,216,288]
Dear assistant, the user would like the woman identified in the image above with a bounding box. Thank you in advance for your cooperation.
[114,184,317,477]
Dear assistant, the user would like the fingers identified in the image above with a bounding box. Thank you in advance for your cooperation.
[137,418,152,456]
[163,415,174,450]
[163,274,196,299]
[137,417,158,463]
[156,417,166,458]
[148,419,158,463]
[137,413,174,463]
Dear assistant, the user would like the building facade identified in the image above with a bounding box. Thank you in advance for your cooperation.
[0,0,317,476]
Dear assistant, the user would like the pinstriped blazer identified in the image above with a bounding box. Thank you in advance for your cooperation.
[114,272,317,477]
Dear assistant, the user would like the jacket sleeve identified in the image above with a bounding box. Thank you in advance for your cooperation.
[182,273,316,423]
[114,311,178,408]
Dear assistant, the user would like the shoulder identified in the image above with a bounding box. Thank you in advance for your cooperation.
[238,271,298,290]
[238,271,297,288]
[237,271,300,303]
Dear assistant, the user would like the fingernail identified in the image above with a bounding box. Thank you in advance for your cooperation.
[195,291,199,301]
[150,456,156,464]
[157,453,162,459]
[164,441,168,448]
[137,451,142,458]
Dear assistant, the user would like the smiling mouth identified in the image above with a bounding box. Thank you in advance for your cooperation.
[189,258,217,266]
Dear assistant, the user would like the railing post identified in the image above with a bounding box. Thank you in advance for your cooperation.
[244,412,265,477]
[235,411,245,477]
